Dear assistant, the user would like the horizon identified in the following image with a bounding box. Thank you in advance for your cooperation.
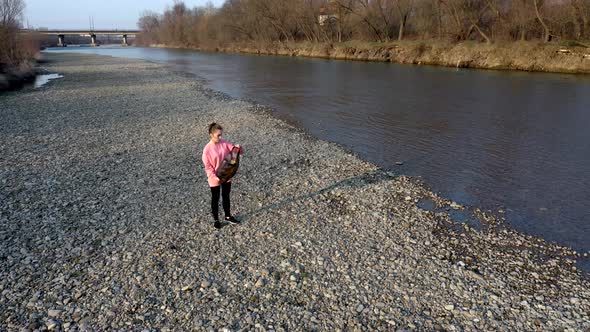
[24,0,225,30]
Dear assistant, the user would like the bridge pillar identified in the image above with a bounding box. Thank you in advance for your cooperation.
[122,34,128,46]
[91,34,97,47]
[57,34,65,47]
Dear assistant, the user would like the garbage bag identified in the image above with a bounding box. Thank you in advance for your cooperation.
[216,146,241,183]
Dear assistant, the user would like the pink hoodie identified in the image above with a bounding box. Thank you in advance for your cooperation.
[202,139,243,187]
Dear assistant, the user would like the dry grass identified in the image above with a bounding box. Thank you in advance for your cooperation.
[215,39,590,74]
[0,27,39,71]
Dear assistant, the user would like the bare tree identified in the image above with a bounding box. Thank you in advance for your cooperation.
[533,0,551,42]
[392,0,415,40]
[570,0,590,40]
[137,11,161,44]
[1,0,32,67]
[0,0,25,27]
[135,0,590,48]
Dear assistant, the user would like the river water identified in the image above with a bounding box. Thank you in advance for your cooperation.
[46,46,590,254]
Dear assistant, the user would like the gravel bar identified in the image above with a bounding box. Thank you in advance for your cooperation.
[1,53,589,331]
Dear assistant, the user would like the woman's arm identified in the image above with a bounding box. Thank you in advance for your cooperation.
[228,142,244,155]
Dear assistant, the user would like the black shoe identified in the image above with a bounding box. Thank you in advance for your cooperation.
[213,220,222,229]
[225,216,240,224]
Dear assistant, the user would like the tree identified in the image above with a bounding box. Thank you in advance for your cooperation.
[533,0,551,42]
[137,11,161,44]
[1,0,30,67]
[569,0,590,40]
[0,0,24,27]
[135,0,590,47]
[392,0,415,40]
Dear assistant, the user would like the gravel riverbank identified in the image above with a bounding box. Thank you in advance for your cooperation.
[1,53,589,331]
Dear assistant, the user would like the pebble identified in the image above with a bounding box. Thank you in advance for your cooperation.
[46,320,59,330]
[47,310,62,317]
[450,202,462,210]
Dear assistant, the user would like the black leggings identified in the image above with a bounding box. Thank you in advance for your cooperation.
[210,182,231,221]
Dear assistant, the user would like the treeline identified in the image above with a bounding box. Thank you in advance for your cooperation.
[138,0,590,48]
[1,0,38,71]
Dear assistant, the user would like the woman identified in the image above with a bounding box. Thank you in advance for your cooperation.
[202,123,243,229]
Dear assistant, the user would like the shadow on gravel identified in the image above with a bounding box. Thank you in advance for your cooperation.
[236,169,398,222]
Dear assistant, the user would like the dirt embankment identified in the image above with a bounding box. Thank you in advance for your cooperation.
[194,40,590,74]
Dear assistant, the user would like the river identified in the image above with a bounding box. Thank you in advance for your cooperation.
[45,46,590,255]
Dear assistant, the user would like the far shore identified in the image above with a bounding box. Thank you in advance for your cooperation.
[147,40,590,74]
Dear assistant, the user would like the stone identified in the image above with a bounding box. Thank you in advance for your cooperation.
[48,309,62,317]
[46,319,59,330]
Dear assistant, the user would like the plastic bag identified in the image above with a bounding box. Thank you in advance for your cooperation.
[216,146,241,183]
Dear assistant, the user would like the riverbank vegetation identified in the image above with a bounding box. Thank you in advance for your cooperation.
[0,0,39,89]
[137,0,590,73]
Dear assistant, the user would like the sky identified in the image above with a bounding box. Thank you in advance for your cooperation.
[24,0,225,30]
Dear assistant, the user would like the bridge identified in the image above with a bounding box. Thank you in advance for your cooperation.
[26,29,140,47]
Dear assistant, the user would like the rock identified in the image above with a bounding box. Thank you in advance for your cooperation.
[200,280,211,288]
[255,278,265,288]
[46,319,59,330]
[181,285,193,291]
[450,202,462,210]
[356,304,365,313]
[73,291,83,300]
[48,309,62,317]
[444,304,455,311]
